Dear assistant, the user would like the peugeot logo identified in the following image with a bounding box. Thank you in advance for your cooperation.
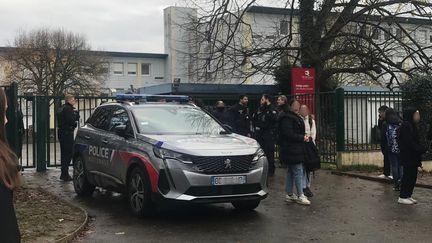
[224,159,232,169]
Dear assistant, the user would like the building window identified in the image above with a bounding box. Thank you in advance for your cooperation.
[384,28,392,40]
[372,28,380,40]
[141,63,150,75]
[418,30,427,44]
[127,63,137,75]
[112,62,124,75]
[280,20,289,35]
[396,29,404,41]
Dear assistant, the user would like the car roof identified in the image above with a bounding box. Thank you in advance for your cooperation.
[98,102,197,110]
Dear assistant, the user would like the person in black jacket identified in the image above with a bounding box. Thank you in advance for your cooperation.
[212,101,228,124]
[278,99,310,206]
[378,105,391,179]
[253,94,278,176]
[0,88,21,243]
[398,108,427,205]
[57,94,79,181]
[227,94,252,137]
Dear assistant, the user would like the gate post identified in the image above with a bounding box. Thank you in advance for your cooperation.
[5,82,19,156]
[335,88,345,152]
[35,96,48,172]
[335,88,345,168]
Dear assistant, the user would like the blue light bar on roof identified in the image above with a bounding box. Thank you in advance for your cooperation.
[116,94,191,103]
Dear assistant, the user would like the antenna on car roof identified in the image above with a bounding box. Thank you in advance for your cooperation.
[115,94,191,104]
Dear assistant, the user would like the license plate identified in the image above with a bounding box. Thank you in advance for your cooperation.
[211,176,247,185]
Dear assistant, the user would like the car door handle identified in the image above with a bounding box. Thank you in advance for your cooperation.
[84,135,91,140]
[102,140,109,144]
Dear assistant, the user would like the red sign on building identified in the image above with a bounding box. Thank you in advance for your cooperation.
[291,67,316,114]
[291,67,315,95]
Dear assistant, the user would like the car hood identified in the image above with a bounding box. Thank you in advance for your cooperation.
[139,134,259,156]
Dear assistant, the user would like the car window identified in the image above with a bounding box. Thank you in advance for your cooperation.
[88,106,111,131]
[109,107,130,132]
[131,106,225,135]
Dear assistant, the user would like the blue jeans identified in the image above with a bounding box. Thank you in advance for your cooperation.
[286,163,304,195]
[389,153,403,186]
[302,168,312,189]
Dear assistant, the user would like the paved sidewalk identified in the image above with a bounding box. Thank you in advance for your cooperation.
[23,168,432,243]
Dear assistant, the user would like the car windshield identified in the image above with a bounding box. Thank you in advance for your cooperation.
[131,106,227,135]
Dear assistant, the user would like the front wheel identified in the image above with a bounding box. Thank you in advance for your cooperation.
[127,167,154,217]
[73,157,95,196]
[232,200,261,211]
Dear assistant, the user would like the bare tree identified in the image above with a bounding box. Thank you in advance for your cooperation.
[1,28,108,96]
[182,0,432,91]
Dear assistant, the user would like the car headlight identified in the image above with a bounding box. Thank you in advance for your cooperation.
[252,148,265,162]
[153,147,193,164]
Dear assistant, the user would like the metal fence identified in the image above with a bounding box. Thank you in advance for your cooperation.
[343,90,402,151]
[18,95,115,168]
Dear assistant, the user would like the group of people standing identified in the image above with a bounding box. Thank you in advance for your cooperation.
[212,94,320,206]
[378,105,427,205]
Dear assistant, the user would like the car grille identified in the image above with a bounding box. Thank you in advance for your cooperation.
[185,184,262,197]
[192,155,254,174]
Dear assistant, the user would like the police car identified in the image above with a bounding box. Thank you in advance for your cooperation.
[73,94,268,217]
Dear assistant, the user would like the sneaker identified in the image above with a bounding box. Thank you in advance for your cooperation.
[378,174,387,178]
[285,194,298,203]
[388,175,394,180]
[296,195,311,206]
[303,187,314,198]
[398,197,414,205]
[409,198,418,204]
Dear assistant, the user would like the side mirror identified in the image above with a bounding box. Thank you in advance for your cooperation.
[114,125,128,137]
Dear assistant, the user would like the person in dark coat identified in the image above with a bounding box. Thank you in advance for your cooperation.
[252,94,278,176]
[0,88,21,243]
[378,105,391,179]
[212,101,228,124]
[385,108,403,191]
[278,99,310,206]
[227,94,252,137]
[398,108,427,205]
[57,94,79,181]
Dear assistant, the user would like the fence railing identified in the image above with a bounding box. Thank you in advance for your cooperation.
[18,95,116,168]
[343,90,403,152]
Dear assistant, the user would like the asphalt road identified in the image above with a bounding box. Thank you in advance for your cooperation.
[24,169,432,243]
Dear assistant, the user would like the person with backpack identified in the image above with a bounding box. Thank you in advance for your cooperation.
[398,108,427,205]
[385,108,403,191]
[278,99,310,206]
[378,105,391,179]
[57,94,80,181]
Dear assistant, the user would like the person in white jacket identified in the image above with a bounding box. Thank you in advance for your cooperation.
[299,105,316,197]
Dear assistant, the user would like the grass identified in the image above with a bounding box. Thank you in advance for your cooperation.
[14,187,85,243]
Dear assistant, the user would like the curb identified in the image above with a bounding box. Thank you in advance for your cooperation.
[331,171,432,190]
[39,188,90,243]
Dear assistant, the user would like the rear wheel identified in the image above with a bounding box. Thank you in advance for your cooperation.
[127,167,154,217]
[232,200,261,211]
[73,157,95,196]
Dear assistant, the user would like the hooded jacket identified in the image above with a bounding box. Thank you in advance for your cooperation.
[398,108,427,167]
[277,110,306,164]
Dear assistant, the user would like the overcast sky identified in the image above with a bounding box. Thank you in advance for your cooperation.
[0,0,180,53]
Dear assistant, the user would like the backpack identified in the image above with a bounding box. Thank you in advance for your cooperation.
[386,124,400,154]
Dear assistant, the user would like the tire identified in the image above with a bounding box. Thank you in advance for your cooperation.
[127,167,154,217]
[73,156,95,196]
[232,200,261,211]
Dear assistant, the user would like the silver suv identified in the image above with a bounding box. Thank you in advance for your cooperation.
[73,94,268,217]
